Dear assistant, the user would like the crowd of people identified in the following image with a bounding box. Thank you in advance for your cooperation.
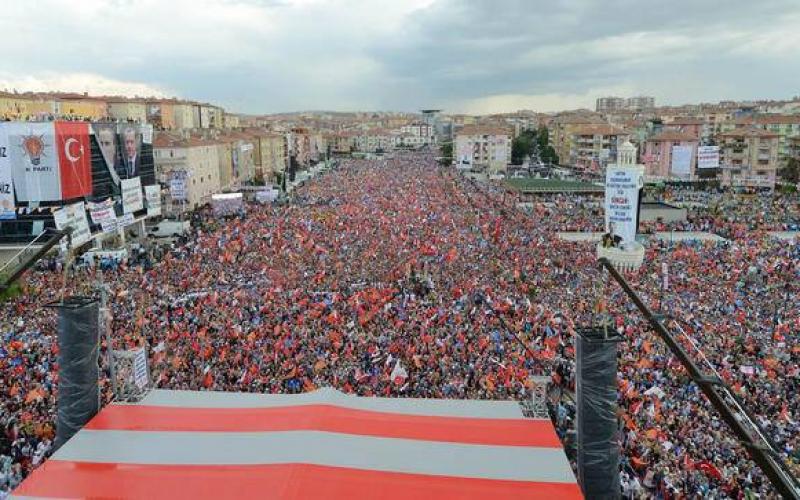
[1,151,797,497]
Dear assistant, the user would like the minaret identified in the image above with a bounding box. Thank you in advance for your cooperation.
[617,140,637,166]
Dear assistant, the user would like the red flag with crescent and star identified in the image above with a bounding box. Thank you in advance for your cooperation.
[55,121,92,199]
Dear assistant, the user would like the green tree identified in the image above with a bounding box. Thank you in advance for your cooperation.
[535,126,559,165]
[439,142,453,166]
[511,130,536,165]
[779,157,800,184]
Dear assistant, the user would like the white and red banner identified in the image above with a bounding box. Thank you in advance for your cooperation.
[5,121,92,202]
[55,121,93,199]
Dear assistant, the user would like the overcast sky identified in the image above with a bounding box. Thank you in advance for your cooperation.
[1,0,799,114]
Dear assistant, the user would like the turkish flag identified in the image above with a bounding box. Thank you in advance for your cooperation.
[55,121,92,199]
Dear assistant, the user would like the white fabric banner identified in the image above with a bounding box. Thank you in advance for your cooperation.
[697,146,720,169]
[144,184,162,218]
[604,165,644,245]
[0,125,16,219]
[670,145,692,176]
[169,171,188,201]
[121,176,144,214]
[6,122,61,202]
[53,202,92,248]
[88,199,117,226]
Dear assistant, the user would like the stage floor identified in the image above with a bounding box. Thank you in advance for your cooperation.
[13,388,581,499]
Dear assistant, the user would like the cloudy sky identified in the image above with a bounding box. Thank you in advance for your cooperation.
[1,0,799,114]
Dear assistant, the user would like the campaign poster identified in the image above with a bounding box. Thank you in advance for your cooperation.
[117,124,142,180]
[121,176,144,214]
[0,125,16,219]
[144,184,162,218]
[604,165,644,245]
[92,122,122,186]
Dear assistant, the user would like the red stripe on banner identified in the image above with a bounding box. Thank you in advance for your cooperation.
[85,404,562,447]
[55,121,92,199]
[15,461,583,500]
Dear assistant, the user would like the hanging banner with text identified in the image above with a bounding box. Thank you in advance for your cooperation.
[697,146,720,169]
[144,184,162,218]
[121,176,144,214]
[604,165,644,245]
[88,198,118,233]
[53,201,92,248]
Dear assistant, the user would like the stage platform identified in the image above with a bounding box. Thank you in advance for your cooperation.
[13,388,581,499]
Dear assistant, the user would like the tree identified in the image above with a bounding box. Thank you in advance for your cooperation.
[511,130,536,165]
[439,142,453,166]
[536,126,559,165]
[779,157,800,184]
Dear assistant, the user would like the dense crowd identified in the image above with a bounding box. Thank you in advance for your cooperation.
[1,152,797,498]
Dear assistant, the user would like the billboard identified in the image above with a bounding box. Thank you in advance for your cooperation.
[118,124,142,180]
[0,126,15,219]
[670,145,692,177]
[697,146,720,169]
[604,165,644,245]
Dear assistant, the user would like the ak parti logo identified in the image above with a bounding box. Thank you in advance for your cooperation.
[21,133,47,166]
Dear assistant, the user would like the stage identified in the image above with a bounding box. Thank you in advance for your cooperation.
[13,388,581,499]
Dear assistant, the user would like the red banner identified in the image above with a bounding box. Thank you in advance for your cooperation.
[55,121,92,199]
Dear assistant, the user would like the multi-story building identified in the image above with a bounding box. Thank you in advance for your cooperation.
[568,124,630,172]
[663,117,708,143]
[0,91,32,119]
[453,125,512,173]
[400,122,435,145]
[549,113,607,165]
[106,99,148,123]
[145,99,178,130]
[596,97,626,112]
[718,128,780,189]
[597,96,655,113]
[626,96,655,110]
[355,129,394,153]
[724,115,800,159]
[52,93,108,120]
[642,130,699,179]
[173,102,197,130]
[223,113,240,128]
[330,131,357,154]
[153,133,221,210]
[260,133,287,182]
[218,131,256,186]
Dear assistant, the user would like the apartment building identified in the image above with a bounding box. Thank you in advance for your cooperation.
[106,99,148,123]
[453,125,512,173]
[718,128,780,189]
[568,124,630,172]
[642,130,699,179]
[153,133,222,210]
